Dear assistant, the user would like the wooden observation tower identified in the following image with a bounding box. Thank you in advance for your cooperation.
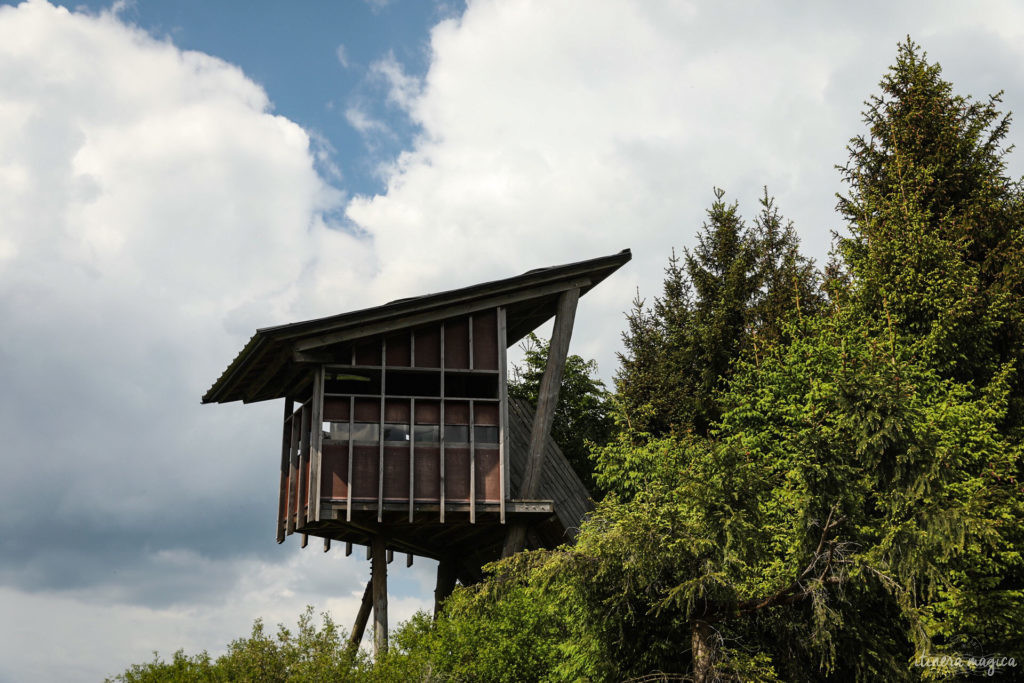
[202,249,631,654]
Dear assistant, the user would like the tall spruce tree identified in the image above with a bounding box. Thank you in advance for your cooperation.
[838,38,1024,427]
[617,189,820,437]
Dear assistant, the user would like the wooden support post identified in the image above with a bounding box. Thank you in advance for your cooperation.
[372,536,389,656]
[348,578,373,653]
[502,288,580,557]
[469,400,476,524]
[434,558,458,617]
[439,322,446,524]
[277,399,293,543]
[296,404,309,528]
[406,553,414,568]
[345,541,353,557]
[378,341,386,523]
[323,538,331,552]
[497,307,508,523]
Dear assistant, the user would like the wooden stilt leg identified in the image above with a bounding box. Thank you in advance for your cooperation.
[372,536,388,656]
[433,558,457,618]
[347,578,373,653]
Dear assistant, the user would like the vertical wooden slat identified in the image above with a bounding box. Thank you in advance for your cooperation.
[277,399,294,543]
[286,407,300,535]
[387,548,394,564]
[439,322,446,524]
[345,541,353,556]
[406,553,413,567]
[468,314,474,369]
[378,340,387,523]
[497,307,509,523]
[309,368,324,522]
[324,538,331,552]
[346,395,354,522]
[301,534,308,548]
[296,403,309,528]
[409,397,415,523]
[469,399,476,524]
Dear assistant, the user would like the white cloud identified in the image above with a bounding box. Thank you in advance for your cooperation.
[336,42,350,68]
[0,2,376,680]
[370,50,424,112]
[345,102,393,137]
[345,0,1024,375]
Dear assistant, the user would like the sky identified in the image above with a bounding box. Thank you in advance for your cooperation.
[1,1,1024,680]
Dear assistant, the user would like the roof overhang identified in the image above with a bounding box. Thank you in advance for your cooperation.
[202,248,631,404]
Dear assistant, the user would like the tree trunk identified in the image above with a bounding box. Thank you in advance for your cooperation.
[691,619,716,683]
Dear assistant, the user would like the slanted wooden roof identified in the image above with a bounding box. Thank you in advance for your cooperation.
[203,249,631,404]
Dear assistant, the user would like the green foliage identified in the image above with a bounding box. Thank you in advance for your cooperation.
[107,608,371,683]
[508,332,615,487]
[617,189,821,438]
[838,38,1024,426]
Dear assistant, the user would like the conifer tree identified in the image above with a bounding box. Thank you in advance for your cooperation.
[838,37,1024,425]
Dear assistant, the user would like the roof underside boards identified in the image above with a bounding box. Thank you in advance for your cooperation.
[296,398,594,565]
[202,249,631,404]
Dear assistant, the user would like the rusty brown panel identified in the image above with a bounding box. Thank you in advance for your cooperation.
[383,446,410,501]
[444,317,470,369]
[474,403,499,426]
[445,447,470,501]
[351,445,379,500]
[414,326,441,367]
[385,332,411,367]
[320,444,349,499]
[472,310,498,370]
[445,401,470,424]
[354,339,381,366]
[414,447,441,500]
[323,397,350,421]
[354,397,380,422]
[384,399,410,422]
[475,449,501,502]
[415,400,440,424]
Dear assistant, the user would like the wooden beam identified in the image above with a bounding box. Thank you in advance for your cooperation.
[296,403,310,528]
[372,535,389,657]
[469,400,476,524]
[502,287,579,557]
[348,578,373,653]
[345,541,353,557]
[346,396,354,522]
[378,341,386,524]
[323,537,331,552]
[409,398,415,524]
[292,278,592,353]
[308,368,324,522]
[497,307,509,524]
[439,322,446,524]
[286,409,300,535]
